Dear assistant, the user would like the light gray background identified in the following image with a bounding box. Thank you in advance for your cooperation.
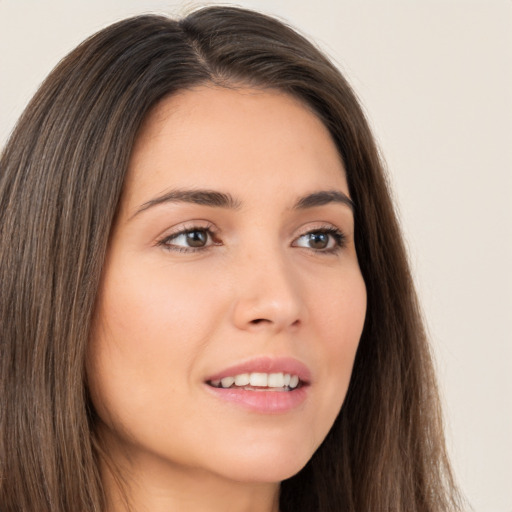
[1,1,511,510]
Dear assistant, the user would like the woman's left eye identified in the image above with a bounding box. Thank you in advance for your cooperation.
[292,228,346,252]
[159,227,218,252]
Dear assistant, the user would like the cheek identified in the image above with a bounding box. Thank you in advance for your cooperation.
[86,261,227,422]
[331,272,366,365]
[93,262,218,354]
[309,270,366,424]
[311,265,366,350]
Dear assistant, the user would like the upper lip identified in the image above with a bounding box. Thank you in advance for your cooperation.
[205,356,312,384]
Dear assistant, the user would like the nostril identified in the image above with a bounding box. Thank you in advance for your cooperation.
[248,318,301,328]
[250,318,269,325]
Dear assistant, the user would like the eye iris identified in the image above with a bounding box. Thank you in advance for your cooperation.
[186,230,207,247]
[308,232,329,249]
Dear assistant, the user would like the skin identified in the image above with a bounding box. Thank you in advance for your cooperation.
[87,86,367,512]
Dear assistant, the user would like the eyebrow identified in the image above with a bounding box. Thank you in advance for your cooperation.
[293,190,355,211]
[132,187,354,218]
[133,189,242,217]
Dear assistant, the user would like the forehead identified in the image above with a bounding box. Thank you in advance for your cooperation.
[124,86,348,211]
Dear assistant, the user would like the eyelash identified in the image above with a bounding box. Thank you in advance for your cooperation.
[157,225,347,254]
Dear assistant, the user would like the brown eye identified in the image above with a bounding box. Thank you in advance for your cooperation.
[160,227,217,252]
[306,232,329,249]
[293,228,346,253]
[185,230,208,247]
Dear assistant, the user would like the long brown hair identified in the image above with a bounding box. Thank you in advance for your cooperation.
[0,7,463,511]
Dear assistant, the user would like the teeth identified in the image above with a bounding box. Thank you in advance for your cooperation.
[268,373,285,387]
[234,373,250,386]
[211,372,301,390]
[250,372,268,387]
[220,376,235,388]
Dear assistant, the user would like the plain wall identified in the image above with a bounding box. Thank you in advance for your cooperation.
[1,1,511,510]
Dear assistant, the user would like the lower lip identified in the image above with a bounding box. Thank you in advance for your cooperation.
[205,385,308,414]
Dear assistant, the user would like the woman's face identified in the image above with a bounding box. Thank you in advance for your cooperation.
[88,86,366,485]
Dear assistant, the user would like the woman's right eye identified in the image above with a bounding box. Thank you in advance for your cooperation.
[158,227,218,252]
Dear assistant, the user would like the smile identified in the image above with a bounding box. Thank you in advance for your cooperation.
[204,357,310,413]
[208,372,301,391]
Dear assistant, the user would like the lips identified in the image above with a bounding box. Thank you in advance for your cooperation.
[204,357,311,413]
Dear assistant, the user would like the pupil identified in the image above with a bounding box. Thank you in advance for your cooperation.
[186,230,207,247]
[309,232,328,249]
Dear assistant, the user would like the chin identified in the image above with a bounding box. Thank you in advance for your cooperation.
[209,439,316,484]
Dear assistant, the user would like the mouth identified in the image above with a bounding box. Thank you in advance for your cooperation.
[207,372,302,392]
[204,357,310,413]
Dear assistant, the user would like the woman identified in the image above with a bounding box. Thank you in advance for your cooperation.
[0,6,463,512]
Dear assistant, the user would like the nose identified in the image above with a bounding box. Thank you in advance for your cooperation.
[230,249,305,333]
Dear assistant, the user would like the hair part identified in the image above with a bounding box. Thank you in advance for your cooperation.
[0,7,463,511]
